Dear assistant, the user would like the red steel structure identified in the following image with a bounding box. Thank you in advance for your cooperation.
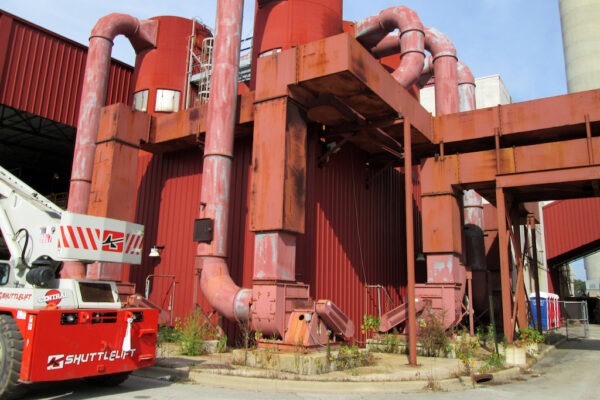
[61,1,600,363]
[0,10,133,128]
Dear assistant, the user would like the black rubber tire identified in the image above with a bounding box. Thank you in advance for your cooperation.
[84,371,131,387]
[0,315,24,400]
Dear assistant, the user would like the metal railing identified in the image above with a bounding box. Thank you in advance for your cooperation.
[366,284,395,319]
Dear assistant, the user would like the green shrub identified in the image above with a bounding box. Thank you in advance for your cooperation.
[454,331,479,375]
[419,311,450,357]
[335,345,373,370]
[177,310,205,356]
[517,327,545,344]
[361,314,381,338]
[157,323,180,344]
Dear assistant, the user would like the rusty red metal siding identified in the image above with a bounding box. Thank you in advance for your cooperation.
[0,10,132,127]
[129,133,410,340]
[543,198,600,261]
[300,137,408,341]
[128,137,254,335]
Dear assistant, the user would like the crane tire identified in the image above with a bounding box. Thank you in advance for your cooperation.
[0,315,24,400]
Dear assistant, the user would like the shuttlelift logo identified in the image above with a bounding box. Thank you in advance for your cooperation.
[102,230,125,252]
[46,349,136,370]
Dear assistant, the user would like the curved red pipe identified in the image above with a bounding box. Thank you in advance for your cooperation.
[196,0,251,322]
[355,6,425,88]
[62,14,157,279]
[417,55,434,88]
[424,27,459,116]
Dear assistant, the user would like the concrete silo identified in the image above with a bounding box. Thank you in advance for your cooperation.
[559,0,600,92]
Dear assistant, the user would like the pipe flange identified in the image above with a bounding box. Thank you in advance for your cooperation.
[432,51,459,62]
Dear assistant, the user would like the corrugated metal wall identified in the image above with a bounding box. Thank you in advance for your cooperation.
[0,10,132,127]
[543,198,600,261]
[129,133,411,341]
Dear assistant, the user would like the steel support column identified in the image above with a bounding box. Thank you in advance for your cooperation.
[404,117,417,365]
[495,187,514,343]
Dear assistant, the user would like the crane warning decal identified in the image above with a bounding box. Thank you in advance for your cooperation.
[58,212,144,264]
[58,226,143,258]
[102,231,124,252]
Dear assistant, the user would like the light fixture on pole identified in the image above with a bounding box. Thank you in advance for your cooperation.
[149,245,165,258]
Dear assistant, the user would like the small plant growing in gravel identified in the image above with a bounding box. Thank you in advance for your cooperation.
[177,310,205,356]
[335,345,374,370]
[382,328,401,353]
[454,330,479,375]
[419,310,451,357]
[361,314,381,338]
[517,327,545,345]
[479,350,505,373]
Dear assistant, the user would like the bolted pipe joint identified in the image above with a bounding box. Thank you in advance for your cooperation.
[355,6,425,88]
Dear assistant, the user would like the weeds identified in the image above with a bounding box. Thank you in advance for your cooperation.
[419,311,451,357]
[334,345,374,371]
[454,330,479,375]
[178,309,205,356]
[479,351,505,373]
[517,327,545,345]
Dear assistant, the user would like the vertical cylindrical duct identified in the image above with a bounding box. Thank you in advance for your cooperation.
[250,0,343,88]
[424,27,459,116]
[131,16,212,116]
[63,13,157,279]
[457,61,476,112]
[197,0,252,322]
[559,0,600,93]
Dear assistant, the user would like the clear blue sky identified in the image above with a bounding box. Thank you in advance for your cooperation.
[3,0,567,102]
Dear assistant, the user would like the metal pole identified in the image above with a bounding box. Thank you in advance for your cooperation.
[468,270,474,336]
[404,117,417,366]
[495,187,514,343]
[488,293,499,354]
[529,216,543,333]
[377,287,382,319]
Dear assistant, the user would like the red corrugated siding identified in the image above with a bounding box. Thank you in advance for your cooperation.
[129,133,410,341]
[543,198,600,260]
[0,11,132,127]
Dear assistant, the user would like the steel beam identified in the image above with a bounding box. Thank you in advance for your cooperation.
[495,188,514,343]
[404,117,417,365]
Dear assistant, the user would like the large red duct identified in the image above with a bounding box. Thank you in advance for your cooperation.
[196,0,251,322]
[63,13,157,279]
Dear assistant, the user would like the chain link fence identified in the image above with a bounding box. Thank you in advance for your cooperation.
[560,301,589,339]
